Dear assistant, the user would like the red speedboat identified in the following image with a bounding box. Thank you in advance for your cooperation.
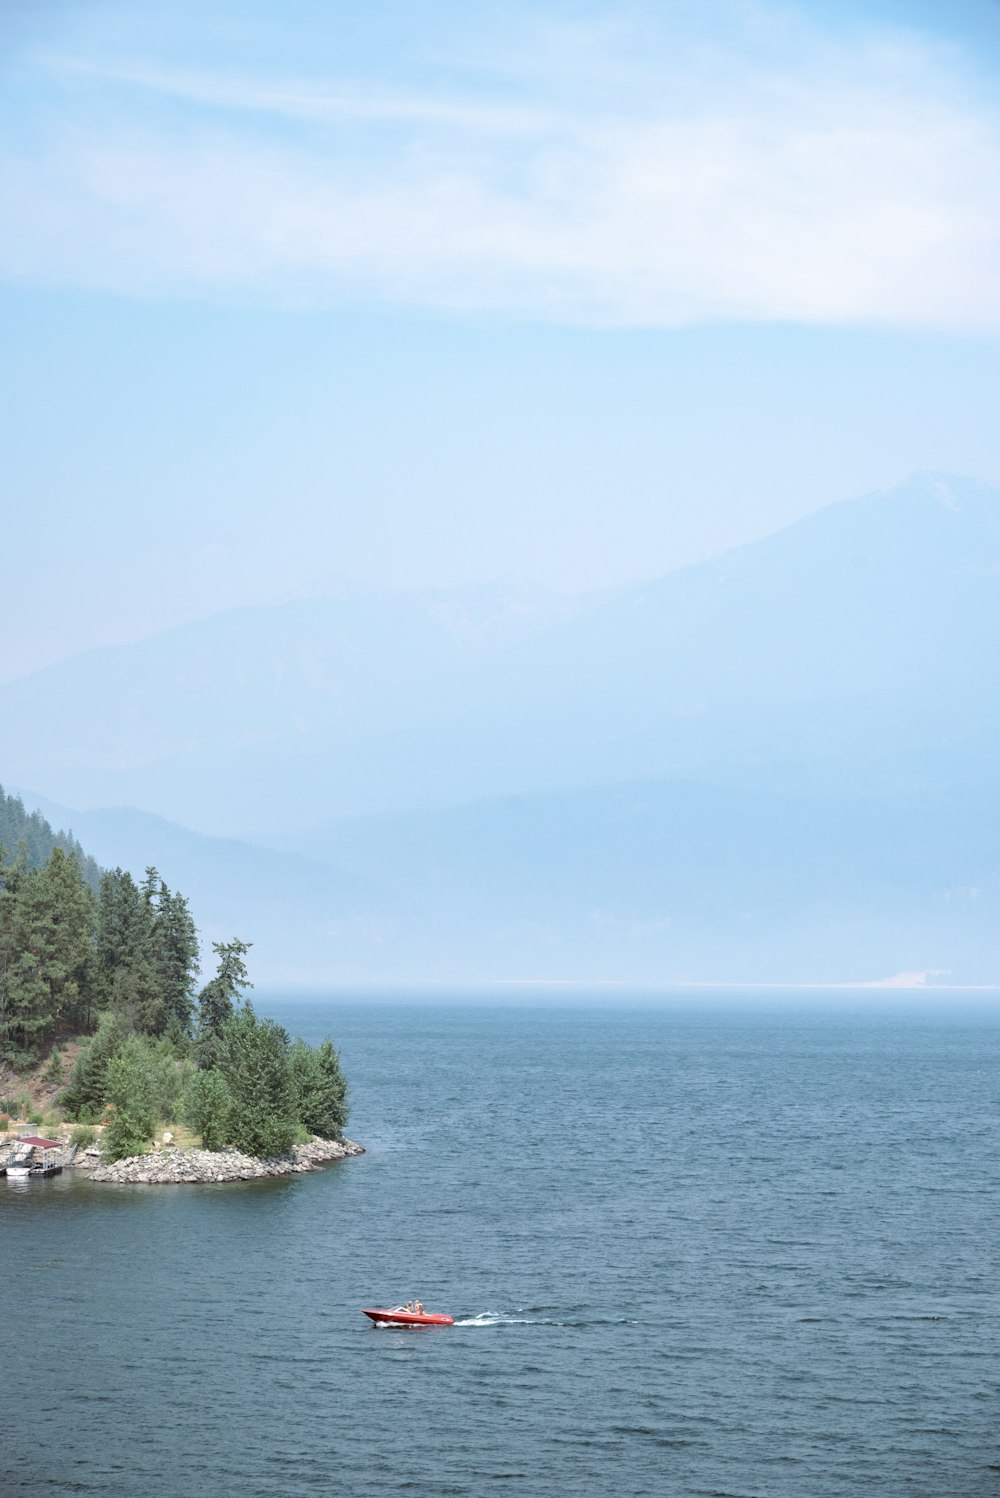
[362,1305,454,1328]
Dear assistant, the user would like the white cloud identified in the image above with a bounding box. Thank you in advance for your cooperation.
[47,56,555,134]
[3,6,1000,328]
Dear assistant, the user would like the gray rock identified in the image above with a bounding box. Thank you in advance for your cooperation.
[87,1137,365,1185]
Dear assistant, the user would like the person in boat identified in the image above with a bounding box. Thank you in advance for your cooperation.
[414,1300,424,1314]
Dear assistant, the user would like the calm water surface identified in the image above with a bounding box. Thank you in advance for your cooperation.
[3,996,1000,1497]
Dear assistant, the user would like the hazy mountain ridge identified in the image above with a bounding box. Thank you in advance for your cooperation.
[16,774,1000,985]
[16,791,393,984]
[5,471,1000,982]
[276,774,1000,983]
[0,584,596,828]
[0,783,102,889]
[3,471,997,837]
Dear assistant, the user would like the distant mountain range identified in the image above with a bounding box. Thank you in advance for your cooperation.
[8,472,1000,984]
[19,771,999,987]
[17,791,387,986]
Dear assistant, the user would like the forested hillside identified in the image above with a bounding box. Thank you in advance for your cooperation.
[0,838,197,1063]
[0,784,101,887]
[0,794,349,1163]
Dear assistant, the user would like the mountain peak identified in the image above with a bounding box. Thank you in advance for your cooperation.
[884,470,1000,512]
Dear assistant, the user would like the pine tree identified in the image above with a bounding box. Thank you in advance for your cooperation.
[152,883,199,1035]
[195,939,253,1068]
[0,849,29,1062]
[183,1067,231,1150]
[38,849,95,1034]
[96,869,164,1033]
[0,849,94,1061]
[102,1038,156,1161]
[60,1012,126,1121]
[95,870,145,997]
[0,785,101,888]
[289,1037,349,1139]
[217,1002,295,1157]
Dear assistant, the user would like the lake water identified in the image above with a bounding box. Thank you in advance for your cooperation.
[4,994,1000,1497]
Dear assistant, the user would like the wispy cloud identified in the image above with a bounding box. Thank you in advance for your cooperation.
[3,4,1000,328]
[48,56,555,135]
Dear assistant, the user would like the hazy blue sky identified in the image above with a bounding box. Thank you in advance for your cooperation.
[3,0,1000,681]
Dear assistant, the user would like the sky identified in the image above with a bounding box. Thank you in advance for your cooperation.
[3,0,1000,682]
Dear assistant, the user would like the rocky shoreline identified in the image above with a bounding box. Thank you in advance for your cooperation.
[87,1137,364,1185]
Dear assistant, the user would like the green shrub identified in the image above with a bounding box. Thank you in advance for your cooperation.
[70,1125,96,1149]
[182,1068,231,1151]
[27,1110,43,1126]
[148,1036,187,1123]
[102,1128,148,1163]
[0,1115,8,1132]
[101,1046,156,1162]
[67,1104,100,1125]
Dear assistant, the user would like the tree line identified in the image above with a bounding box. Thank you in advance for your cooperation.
[0,791,348,1161]
[0,785,101,891]
[0,847,200,1062]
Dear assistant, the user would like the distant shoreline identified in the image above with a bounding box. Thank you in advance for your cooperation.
[260,978,1000,995]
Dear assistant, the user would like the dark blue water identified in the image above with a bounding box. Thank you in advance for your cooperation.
[4,997,1000,1497]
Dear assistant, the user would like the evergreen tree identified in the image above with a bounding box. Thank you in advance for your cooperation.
[0,849,93,1060]
[146,1035,190,1124]
[96,868,164,1033]
[195,939,253,1068]
[289,1037,349,1139]
[91,868,200,1037]
[0,785,102,888]
[95,871,125,997]
[0,848,29,1062]
[183,1067,231,1151]
[106,956,166,1037]
[61,1012,126,1121]
[152,883,199,1034]
[217,1002,296,1157]
[102,1038,156,1161]
[163,1012,193,1058]
[47,849,95,1032]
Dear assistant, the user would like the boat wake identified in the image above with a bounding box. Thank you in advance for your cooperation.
[454,1311,536,1327]
[454,1308,638,1328]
